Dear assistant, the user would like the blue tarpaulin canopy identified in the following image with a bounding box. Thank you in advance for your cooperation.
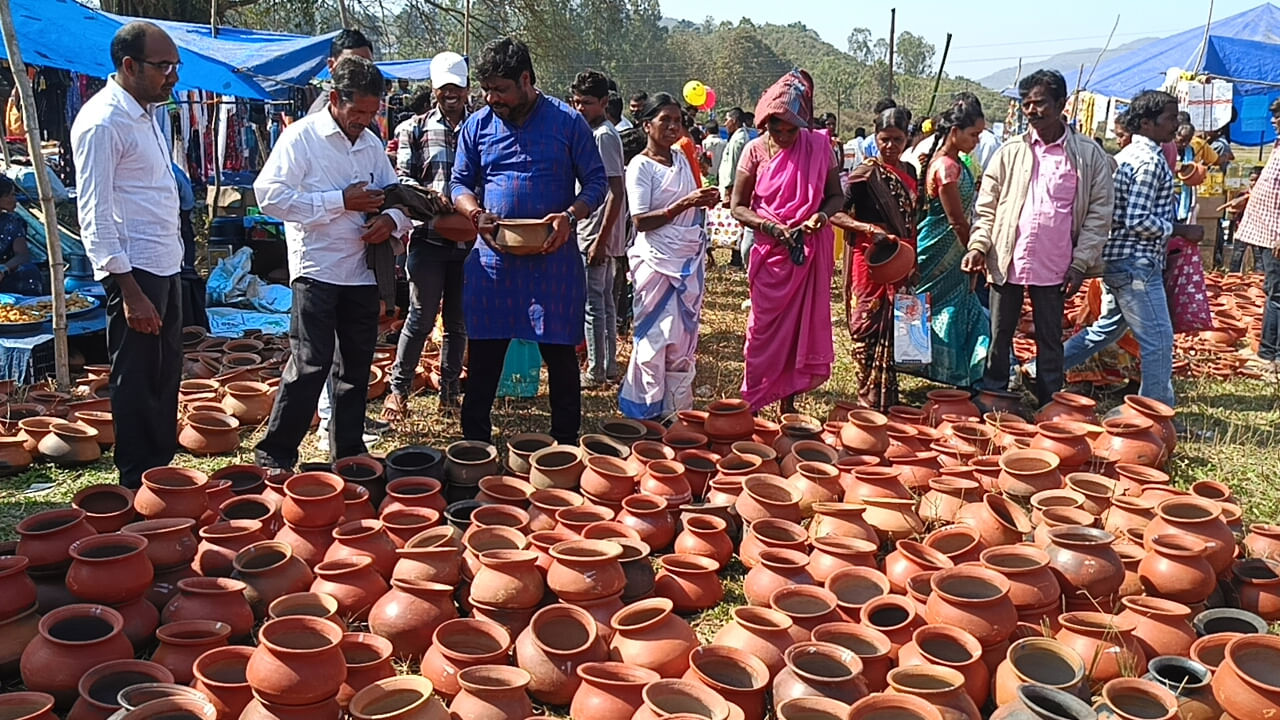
[3,0,338,100]
[1083,3,1280,145]
[315,58,438,81]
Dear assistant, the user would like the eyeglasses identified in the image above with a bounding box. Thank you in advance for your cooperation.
[132,59,181,76]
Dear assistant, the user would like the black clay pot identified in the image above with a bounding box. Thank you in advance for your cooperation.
[385,446,444,482]
[1192,607,1268,636]
[444,500,483,533]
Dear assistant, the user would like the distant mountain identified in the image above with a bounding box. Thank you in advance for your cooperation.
[977,38,1156,92]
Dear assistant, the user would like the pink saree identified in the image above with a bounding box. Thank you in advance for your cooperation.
[742,129,835,411]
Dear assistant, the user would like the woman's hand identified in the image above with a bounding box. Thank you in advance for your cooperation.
[801,212,829,233]
[760,221,791,241]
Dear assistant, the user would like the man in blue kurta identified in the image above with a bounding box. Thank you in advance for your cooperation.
[451,37,607,445]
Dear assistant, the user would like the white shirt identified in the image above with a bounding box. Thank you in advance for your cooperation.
[613,117,634,131]
[254,109,411,285]
[973,129,1002,172]
[70,76,181,281]
[702,135,726,177]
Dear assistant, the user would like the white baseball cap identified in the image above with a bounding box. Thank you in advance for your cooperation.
[430,52,468,90]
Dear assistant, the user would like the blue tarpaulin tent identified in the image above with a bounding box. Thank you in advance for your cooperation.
[3,0,338,100]
[1082,3,1280,145]
[315,58,438,81]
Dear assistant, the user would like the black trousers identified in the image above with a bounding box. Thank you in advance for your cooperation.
[104,269,182,489]
[983,282,1065,407]
[256,278,379,468]
[461,338,580,445]
[389,245,467,398]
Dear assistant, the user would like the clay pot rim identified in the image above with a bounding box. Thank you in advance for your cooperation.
[156,619,233,646]
[384,476,444,498]
[1006,636,1086,685]
[775,696,852,720]
[756,547,811,569]
[223,380,270,395]
[610,597,677,632]
[191,645,253,690]
[999,447,1062,473]
[658,553,720,575]
[715,453,761,473]
[1037,420,1090,439]
[846,408,889,428]
[783,640,862,682]
[886,664,967,695]
[794,461,840,480]
[1154,496,1223,523]
[314,554,378,577]
[824,565,891,606]
[809,501,867,517]
[77,659,175,710]
[1111,495,1155,511]
[331,518,388,542]
[1147,533,1208,556]
[348,676,440,720]
[1045,525,1116,547]
[267,591,341,621]
[219,494,279,520]
[1233,557,1280,584]
[1119,595,1192,620]
[708,398,750,414]
[927,389,971,401]
[926,476,981,495]
[909,625,983,664]
[48,420,98,439]
[122,517,198,538]
[682,514,727,534]
[1058,611,1136,636]
[770,585,838,617]
[1064,473,1118,498]
[929,565,1011,603]
[555,505,615,526]
[174,576,247,595]
[576,660,662,686]
[475,548,539,567]
[686,644,770,692]
[0,693,55,720]
[232,540,297,573]
[741,474,804,504]
[1115,464,1169,484]
[469,504,530,528]
[621,493,669,513]
[661,432,708,449]
[728,604,795,633]
[340,631,394,668]
[1046,391,1096,409]
[549,538,624,563]
[641,678,729,720]
[184,411,241,431]
[17,415,61,432]
[379,507,440,528]
[1100,677,1178,719]
[1189,631,1242,671]
[979,544,1051,572]
[811,621,894,659]
[893,539,955,571]
[528,488,586,511]
[68,531,148,562]
[729,440,777,460]
[456,664,531,692]
[529,603,600,656]
[402,524,461,550]
[1122,394,1176,420]
[333,454,384,476]
[0,554,28,576]
[257,615,342,654]
[283,471,345,501]
[862,594,918,630]
[812,534,878,555]
[529,445,584,471]
[475,474,534,500]
[583,454,637,478]
[16,507,89,541]
[835,454,885,470]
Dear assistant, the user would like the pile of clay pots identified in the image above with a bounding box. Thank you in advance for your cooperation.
[5,390,1280,720]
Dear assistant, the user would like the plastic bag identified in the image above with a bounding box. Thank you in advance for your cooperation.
[206,246,292,314]
[497,339,541,398]
[1164,236,1213,335]
[893,292,932,365]
[705,206,744,249]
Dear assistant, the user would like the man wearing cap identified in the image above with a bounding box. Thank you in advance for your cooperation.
[381,51,475,423]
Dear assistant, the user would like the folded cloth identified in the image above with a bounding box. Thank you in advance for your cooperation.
[366,184,423,312]
[754,69,814,130]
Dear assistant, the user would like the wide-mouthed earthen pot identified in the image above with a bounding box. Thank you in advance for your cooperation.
[245,615,346,705]
[1144,497,1235,576]
[570,662,661,720]
[367,578,457,660]
[515,603,609,705]
[886,664,980,720]
[281,472,346,529]
[20,604,134,709]
[161,577,254,641]
[177,412,241,456]
[348,675,447,720]
[1056,611,1147,687]
[682,644,770,720]
[231,541,315,619]
[15,508,96,572]
[68,658,174,720]
[66,533,153,606]
[925,565,1017,648]
[1211,634,1280,720]
[1118,595,1196,661]
[310,555,389,621]
[608,597,698,678]
[134,467,210,521]
[1044,525,1124,603]
[334,632,394,711]
[195,520,267,578]
[191,645,254,720]
[712,606,805,678]
[654,553,724,613]
[449,665,533,720]
[151,619,232,685]
[991,636,1088,707]
[419,618,511,701]
[772,640,868,714]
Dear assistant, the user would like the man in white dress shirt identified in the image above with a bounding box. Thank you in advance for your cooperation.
[71,22,183,489]
[254,56,412,469]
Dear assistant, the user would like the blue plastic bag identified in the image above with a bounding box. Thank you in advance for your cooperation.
[497,340,541,398]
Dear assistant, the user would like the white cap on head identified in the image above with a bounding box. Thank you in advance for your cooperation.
[430,51,468,90]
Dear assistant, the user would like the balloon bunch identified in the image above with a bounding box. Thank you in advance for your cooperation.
[682,80,717,112]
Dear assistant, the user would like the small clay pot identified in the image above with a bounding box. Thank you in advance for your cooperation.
[420,618,512,701]
[162,577,254,641]
[245,615,346,705]
[231,541,315,619]
[515,603,609,706]
[191,646,254,720]
[151,620,232,686]
[654,553,724,613]
[335,632,395,711]
[281,472,346,529]
[134,467,210,521]
[528,446,586,491]
[608,597,699,679]
[310,555,389,621]
[348,675,447,720]
[65,533,154,605]
[177,412,241,455]
[16,508,97,572]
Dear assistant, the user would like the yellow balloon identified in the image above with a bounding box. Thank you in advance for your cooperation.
[683,80,707,107]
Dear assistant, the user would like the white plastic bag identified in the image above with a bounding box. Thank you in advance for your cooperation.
[893,292,932,365]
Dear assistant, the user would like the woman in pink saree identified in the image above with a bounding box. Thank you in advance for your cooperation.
[730,70,844,413]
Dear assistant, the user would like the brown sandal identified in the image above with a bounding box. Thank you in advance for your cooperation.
[380,393,409,425]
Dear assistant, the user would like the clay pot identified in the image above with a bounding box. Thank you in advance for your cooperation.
[0,556,35,624]
[16,508,97,572]
[772,641,868,714]
[918,477,981,526]
[861,594,925,661]
[1116,394,1177,462]
[922,525,985,566]
[65,533,153,605]
[745,548,814,606]
[608,597,698,678]
[1093,416,1164,469]
[704,399,754,440]
[1144,497,1235,576]
[811,622,893,693]
[380,477,447,516]
[825,566,891,623]
[1118,595,1196,661]
[990,684,1094,720]
[884,540,954,594]
[418,618,511,701]
[992,636,1088,707]
[1143,655,1222,720]
[474,475,533,509]
[35,421,99,466]
[925,565,1016,647]
[191,646,254,720]
[781,441,839,477]
[1211,634,1280,720]
[333,632,395,710]
[239,696,339,720]
[1244,523,1280,560]
[672,514,733,570]
[470,549,543,609]
[1137,534,1215,605]
[997,449,1064,502]
[310,555,389,621]
[580,456,640,503]
[132,467,209,521]
[187,521,260,579]
[655,554,724,613]
[281,472,346,529]
[898,625,989,708]
[527,445,584,491]
[151,620,231,685]
[220,381,272,425]
[366,579,457,660]
[1036,392,1099,424]
[16,415,59,456]
[0,692,56,720]
[1044,525,1124,603]
[1194,607,1269,637]
[324,519,398,579]
[231,541,315,619]
[0,603,39,679]
[268,591,346,630]
[980,545,1060,622]
[885,665,979,720]
[771,585,842,635]
[272,520,337,568]
[1097,677,1178,720]
[345,676,446,720]
[839,409,890,456]
[922,390,980,426]
[571,662,660,720]
[246,615,346,705]
[641,460,694,505]
[178,412,241,455]
[1030,422,1093,474]
[544,539,624,602]
[1056,611,1147,687]
[71,486,136,536]
[808,536,878,583]
[617,494,676,551]
[69,659,174,720]
[808,503,877,544]
[1232,558,1280,621]
[680,645,770,720]
[859,497,925,543]
[162,577,254,641]
[735,475,803,525]
[448,665,533,720]
[514,603,609,705]
[218,495,281,535]
[393,526,463,585]
[787,462,844,517]
[712,606,805,678]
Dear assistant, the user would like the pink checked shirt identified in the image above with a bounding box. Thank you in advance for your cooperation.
[1009,128,1077,286]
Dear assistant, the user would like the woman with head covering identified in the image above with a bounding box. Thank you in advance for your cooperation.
[618,93,721,420]
[831,107,918,409]
[729,69,844,414]
[915,96,992,388]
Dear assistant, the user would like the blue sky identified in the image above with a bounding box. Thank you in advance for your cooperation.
[658,0,1265,81]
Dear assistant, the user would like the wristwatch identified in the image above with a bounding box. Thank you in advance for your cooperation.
[563,209,577,225]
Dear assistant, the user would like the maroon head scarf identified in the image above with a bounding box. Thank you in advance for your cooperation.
[754,69,814,130]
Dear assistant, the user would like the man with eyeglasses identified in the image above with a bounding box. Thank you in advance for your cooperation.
[71,21,184,489]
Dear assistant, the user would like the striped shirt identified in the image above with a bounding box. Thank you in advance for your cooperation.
[1237,141,1280,250]
[395,107,469,249]
[1104,135,1176,264]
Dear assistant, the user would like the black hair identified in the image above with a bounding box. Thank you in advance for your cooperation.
[1251,165,1265,176]
[1125,90,1176,133]
[332,55,386,102]
[1176,122,1196,138]
[1017,69,1068,103]
[725,107,745,125]
[0,176,15,199]
[605,92,623,122]
[476,37,536,86]
[917,96,985,215]
[111,21,159,70]
[952,91,979,105]
[822,112,837,125]
[854,127,866,138]
[330,28,373,59]
[1176,110,1191,126]
[872,97,898,115]
[874,107,911,135]
[630,92,649,104]
[637,92,680,123]
[571,70,610,100]
[704,119,719,133]
[1270,98,1280,116]
[690,126,704,144]
[742,112,755,127]
[408,84,433,115]
[681,111,695,129]
[607,78,619,93]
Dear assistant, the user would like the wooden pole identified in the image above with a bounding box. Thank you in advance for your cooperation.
[926,33,953,117]
[210,95,221,226]
[338,0,351,28]
[464,0,471,56]
[209,0,218,37]
[887,8,896,97]
[1070,63,1086,128]
[0,0,68,389]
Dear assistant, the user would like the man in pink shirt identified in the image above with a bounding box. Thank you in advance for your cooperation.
[964,70,1115,407]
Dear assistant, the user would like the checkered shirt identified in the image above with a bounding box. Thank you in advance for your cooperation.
[1104,135,1176,264]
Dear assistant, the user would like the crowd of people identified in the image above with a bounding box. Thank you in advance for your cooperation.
[72,20,1280,485]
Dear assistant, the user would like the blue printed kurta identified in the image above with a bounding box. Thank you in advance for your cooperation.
[451,94,608,344]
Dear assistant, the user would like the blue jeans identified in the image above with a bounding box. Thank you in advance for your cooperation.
[1062,255,1175,408]
[1259,246,1280,361]
[583,256,618,381]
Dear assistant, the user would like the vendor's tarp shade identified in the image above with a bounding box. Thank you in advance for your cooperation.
[315,58,439,81]
[3,0,339,100]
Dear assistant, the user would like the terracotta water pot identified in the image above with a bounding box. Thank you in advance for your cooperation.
[392,526,462,586]
[808,623,893,695]
[267,591,346,630]
[860,594,925,662]
[580,456,640,503]
[324,519,398,579]
[1044,525,1124,603]
[842,464,912,501]
[220,381,272,425]
[68,659,173,720]
[1096,677,1178,720]
[151,619,231,685]
[772,640,868,714]
[0,604,41,680]
[0,692,56,720]
[1104,496,1155,536]
[641,460,694,507]
[919,477,982,526]
[273,520,337,568]
[992,636,1088,707]
[132,467,210,521]
[1036,392,1099,424]
[178,412,241,455]
[1093,416,1164,469]
[824,566,891,623]
[448,665,532,720]
[379,477,447,516]
[246,615,346,705]
[745,548,814,606]
[922,390,979,426]
[239,695,339,720]
[673,514,733,570]
[16,508,97,571]
[681,644,770,720]
[474,475,533,508]
[514,603,609,705]
[310,555,388,621]
[735,475,804,525]
[348,675,448,720]
[523,489,584,533]
[1062,472,1118,516]
[885,665,979,720]
[281,472,346,529]
[770,585,842,634]
[194,520,267,578]
[997,449,1064,501]
[1144,497,1235,576]
[712,606,805,678]
[860,497,924,543]
[547,539,626,601]
[334,632,395,710]
[925,565,1017,647]
[738,517,807,569]
[1244,523,1280,560]
[420,618,511,701]
[218,495,281,535]
[1118,595,1196,661]
[608,597,698,678]
[864,235,917,285]
[1031,422,1093,473]
[898,625,989,708]
[161,577,254,641]
[923,524,985,566]
[980,545,1060,621]
[367,578,457,659]
[468,549,543,609]
[808,502,877,544]
[231,541,315,619]
[571,662,661,720]
[70,484,134,534]
[1231,558,1280,621]
[527,445,583,491]
[1138,533,1216,605]
[121,518,200,575]
[655,553,724,613]
[884,540,954,594]
[1116,395,1177,461]
[704,398,754,440]
[633,678,731,720]
[191,645,254,720]
[617,493,676,551]
[781,441,840,477]
[65,533,153,605]
[839,409,890,456]
[1056,611,1147,687]
[1210,634,1280,720]
[37,422,100,466]
[1143,655,1221,720]
[20,604,134,707]
[808,536,877,583]
[990,684,1095,720]
[788,462,844,517]
[0,555,35,622]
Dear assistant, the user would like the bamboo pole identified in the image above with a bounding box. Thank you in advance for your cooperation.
[926,33,953,117]
[0,0,68,389]
[210,0,218,37]
[887,8,896,97]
